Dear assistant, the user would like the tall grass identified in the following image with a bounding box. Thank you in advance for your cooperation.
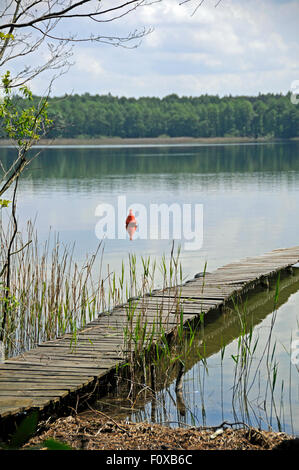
[120,243,190,397]
[0,214,190,364]
[2,216,296,435]
[0,220,104,357]
[215,274,297,433]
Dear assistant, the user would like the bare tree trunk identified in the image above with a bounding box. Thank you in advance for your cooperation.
[0,176,19,361]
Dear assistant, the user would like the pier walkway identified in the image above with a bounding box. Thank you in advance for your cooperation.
[1,246,299,427]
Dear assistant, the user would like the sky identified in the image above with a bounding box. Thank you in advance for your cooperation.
[28,0,299,98]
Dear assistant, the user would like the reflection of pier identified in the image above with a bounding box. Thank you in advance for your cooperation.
[106,265,299,422]
[184,266,299,366]
[1,246,299,433]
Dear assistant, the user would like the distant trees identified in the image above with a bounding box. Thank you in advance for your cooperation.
[14,92,298,140]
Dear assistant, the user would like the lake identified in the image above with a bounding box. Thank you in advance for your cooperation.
[1,141,299,433]
[2,141,299,276]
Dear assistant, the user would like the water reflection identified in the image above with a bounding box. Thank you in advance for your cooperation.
[1,142,299,181]
[1,142,299,279]
[175,362,186,417]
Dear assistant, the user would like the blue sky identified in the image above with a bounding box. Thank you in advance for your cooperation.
[31,0,299,97]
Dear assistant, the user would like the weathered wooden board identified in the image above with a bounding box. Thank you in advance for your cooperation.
[0,390,69,397]
[0,376,93,384]
[4,359,122,369]
[0,363,108,375]
[0,383,79,391]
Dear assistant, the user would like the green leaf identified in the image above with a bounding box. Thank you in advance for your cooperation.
[42,438,73,450]
[9,411,39,449]
[274,274,280,305]
[0,72,51,146]
[231,354,239,364]
[0,199,11,208]
[0,32,14,41]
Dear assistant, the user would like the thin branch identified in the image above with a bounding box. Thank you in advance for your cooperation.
[0,156,27,197]
[86,403,132,435]
[0,0,22,63]
[30,23,152,45]
[10,239,32,256]
[0,1,145,30]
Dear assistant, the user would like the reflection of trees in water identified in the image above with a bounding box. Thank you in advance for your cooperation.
[1,143,299,182]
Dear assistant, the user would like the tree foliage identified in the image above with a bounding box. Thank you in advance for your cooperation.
[18,92,299,140]
[0,72,51,197]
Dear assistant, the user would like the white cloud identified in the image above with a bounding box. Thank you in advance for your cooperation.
[76,53,105,78]
[26,0,299,97]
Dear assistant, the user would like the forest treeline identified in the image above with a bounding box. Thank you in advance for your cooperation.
[1,92,298,139]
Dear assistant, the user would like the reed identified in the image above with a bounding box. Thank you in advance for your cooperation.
[214,274,299,432]
[0,220,104,357]
[0,212,191,366]
[119,242,200,400]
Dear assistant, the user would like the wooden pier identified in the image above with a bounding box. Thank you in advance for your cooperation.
[1,246,299,430]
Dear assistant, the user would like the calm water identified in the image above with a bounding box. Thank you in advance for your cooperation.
[2,141,299,277]
[1,141,299,433]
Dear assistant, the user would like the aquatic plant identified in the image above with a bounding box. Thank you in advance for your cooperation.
[0,220,104,357]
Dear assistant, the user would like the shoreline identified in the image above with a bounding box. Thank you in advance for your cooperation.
[22,411,298,451]
[0,136,294,147]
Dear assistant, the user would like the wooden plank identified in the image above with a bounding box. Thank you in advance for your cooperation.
[0,405,36,418]
[0,376,93,384]
[4,359,123,369]
[35,340,132,348]
[0,363,110,375]
[0,365,98,375]
[35,344,124,352]
[0,383,77,391]
[23,354,126,363]
[0,390,69,398]
[0,398,33,406]
[24,346,124,355]
[148,292,228,302]
[0,407,28,418]
[148,294,227,300]
[40,335,125,342]
[26,351,125,359]
[92,317,189,326]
